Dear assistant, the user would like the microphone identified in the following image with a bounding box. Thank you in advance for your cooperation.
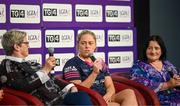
[89,54,103,73]
[89,54,96,62]
[48,47,54,56]
[0,75,7,84]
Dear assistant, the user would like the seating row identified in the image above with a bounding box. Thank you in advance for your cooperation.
[0,72,160,106]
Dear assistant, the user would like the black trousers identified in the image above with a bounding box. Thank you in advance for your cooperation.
[63,91,92,105]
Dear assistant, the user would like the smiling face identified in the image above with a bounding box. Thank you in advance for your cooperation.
[77,33,96,58]
[146,41,162,62]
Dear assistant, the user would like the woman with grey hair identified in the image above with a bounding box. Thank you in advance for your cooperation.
[0,29,92,105]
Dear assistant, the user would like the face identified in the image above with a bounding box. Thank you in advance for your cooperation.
[19,36,29,58]
[78,33,96,58]
[146,41,162,62]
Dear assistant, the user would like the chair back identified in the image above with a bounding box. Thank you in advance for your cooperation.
[112,74,160,106]
[0,92,27,105]
[3,87,44,106]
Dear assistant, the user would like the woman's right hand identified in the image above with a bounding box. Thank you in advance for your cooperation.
[167,75,180,88]
[92,59,103,74]
[43,56,56,74]
[173,75,180,86]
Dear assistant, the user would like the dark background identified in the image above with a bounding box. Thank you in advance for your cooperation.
[135,0,180,69]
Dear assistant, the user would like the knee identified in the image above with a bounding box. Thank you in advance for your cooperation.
[124,89,136,97]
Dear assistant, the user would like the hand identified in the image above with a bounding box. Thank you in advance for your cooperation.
[0,90,4,101]
[92,59,103,74]
[70,86,78,93]
[173,75,180,86]
[167,76,180,88]
[43,57,56,74]
[103,93,113,103]
[173,74,180,80]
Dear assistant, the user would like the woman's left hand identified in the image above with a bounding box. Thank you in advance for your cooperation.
[0,90,4,101]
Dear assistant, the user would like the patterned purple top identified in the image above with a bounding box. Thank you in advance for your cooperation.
[130,60,180,105]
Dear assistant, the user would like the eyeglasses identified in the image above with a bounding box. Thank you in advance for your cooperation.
[21,42,29,45]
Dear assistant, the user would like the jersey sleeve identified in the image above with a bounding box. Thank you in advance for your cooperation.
[62,58,81,81]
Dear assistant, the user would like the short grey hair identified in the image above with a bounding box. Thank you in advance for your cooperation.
[1,29,27,55]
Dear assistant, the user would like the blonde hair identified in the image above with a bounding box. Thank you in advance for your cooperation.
[77,30,97,44]
[76,30,97,53]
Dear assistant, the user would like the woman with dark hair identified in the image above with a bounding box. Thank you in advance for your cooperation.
[130,35,180,105]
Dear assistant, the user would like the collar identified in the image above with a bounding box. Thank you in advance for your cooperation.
[77,54,93,66]
[5,56,26,63]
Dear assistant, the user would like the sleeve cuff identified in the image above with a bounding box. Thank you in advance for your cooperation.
[36,70,50,84]
[60,83,75,98]
[62,83,75,92]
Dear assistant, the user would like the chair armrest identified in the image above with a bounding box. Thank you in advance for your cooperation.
[113,82,147,106]
[74,83,107,106]
[55,75,107,106]
[3,87,44,106]
[0,92,27,105]
[112,76,160,106]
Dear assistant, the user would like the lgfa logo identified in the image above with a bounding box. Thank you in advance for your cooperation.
[27,10,39,18]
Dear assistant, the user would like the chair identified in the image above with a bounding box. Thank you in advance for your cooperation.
[55,76,107,106]
[55,75,147,106]
[113,81,147,106]
[3,87,44,106]
[74,83,107,105]
[111,72,160,106]
[0,92,27,105]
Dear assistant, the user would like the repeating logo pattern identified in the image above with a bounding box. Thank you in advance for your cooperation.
[43,3,72,22]
[75,4,103,22]
[45,30,74,48]
[108,30,133,46]
[10,4,40,23]
[0,0,136,72]
[106,5,131,22]
[108,51,133,69]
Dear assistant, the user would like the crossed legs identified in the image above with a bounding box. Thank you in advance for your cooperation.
[108,89,138,106]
